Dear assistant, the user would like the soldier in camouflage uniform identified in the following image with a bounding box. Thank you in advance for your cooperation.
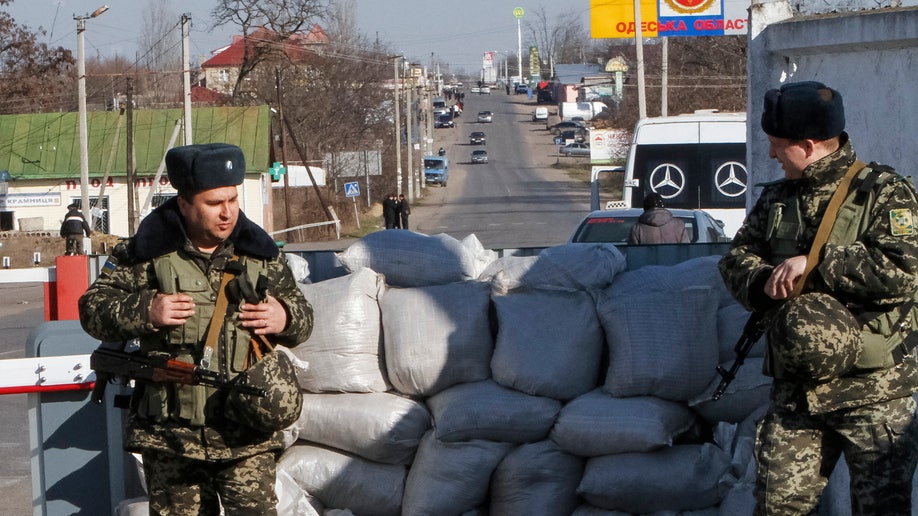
[79,143,313,515]
[719,82,918,515]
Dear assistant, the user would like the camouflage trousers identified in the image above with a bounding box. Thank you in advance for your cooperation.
[754,395,918,515]
[142,448,278,515]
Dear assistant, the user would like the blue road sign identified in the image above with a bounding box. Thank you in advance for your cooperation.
[344,181,360,198]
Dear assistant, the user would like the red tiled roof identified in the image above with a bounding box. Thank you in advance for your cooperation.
[202,25,328,68]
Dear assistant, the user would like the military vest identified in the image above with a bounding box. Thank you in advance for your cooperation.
[765,166,918,373]
[136,251,270,426]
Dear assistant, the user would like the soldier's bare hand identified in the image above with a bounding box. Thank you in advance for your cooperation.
[149,293,196,328]
[239,295,287,335]
[765,255,807,299]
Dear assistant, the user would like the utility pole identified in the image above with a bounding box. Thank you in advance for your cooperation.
[182,13,193,145]
[393,56,403,195]
[276,68,292,229]
[406,80,414,202]
[126,77,137,235]
[633,0,647,119]
[75,5,109,223]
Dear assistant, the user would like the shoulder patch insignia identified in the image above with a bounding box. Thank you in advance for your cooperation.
[100,257,118,277]
[890,209,915,236]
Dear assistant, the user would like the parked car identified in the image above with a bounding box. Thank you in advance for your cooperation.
[532,107,549,121]
[515,83,529,94]
[553,130,587,145]
[558,142,591,156]
[469,131,486,145]
[435,114,454,128]
[549,120,586,135]
[471,149,489,164]
[568,208,730,244]
[477,111,493,123]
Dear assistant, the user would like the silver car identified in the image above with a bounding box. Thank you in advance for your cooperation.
[559,142,590,156]
[568,208,730,244]
[471,149,489,164]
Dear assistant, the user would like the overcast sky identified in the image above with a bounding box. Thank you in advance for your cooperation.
[4,0,590,74]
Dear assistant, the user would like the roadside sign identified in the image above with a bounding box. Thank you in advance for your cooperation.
[344,181,360,198]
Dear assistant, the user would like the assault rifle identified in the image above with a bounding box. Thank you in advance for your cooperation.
[713,312,768,400]
[90,347,266,405]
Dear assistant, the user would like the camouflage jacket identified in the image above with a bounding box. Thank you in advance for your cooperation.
[79,197,313,459]
[719,135,918,413]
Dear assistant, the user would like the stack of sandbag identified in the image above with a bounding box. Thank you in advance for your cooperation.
[274,232,774,515]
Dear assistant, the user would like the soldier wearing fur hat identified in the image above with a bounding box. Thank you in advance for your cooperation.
[719,81,918,515]
[78,143,314,515]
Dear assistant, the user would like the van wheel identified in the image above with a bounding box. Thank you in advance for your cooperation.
[442,181,447,187]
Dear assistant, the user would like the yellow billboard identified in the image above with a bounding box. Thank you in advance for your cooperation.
[591,0,748,38]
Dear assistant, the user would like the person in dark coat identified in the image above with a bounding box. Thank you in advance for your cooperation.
[383,193,398,229]
[398,194,411,230]
[60,203,92,255]
[627,193,690,244]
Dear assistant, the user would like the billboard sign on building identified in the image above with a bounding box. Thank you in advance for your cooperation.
[590,0,748,38]
[483,51,495,69]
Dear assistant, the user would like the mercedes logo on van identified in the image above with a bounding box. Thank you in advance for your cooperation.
[648,163,686,199]
[714,161,748,197]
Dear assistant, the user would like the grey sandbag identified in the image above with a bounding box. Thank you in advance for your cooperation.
[489,440,583,516]
[381,281,493,397]
[277,443,406,516]
[598,286,719,401]
[479,243,626,294]
[550,389,699,457]
[491,289,604,400]
[427,379,561,443]
[294,267,388,393]
[289,391,431,465]
[336,230,480,287]
[609,255,734,308]
[577,443,734,513]
[401,431,512,516]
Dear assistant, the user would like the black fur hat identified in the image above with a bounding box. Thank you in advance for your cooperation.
[166,143,246,194]
[761,81,845,140]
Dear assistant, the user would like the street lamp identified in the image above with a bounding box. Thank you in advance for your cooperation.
[75,4,109,224]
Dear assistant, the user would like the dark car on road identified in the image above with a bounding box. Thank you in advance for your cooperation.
[568,208,730,244]
[469,131,486,145]
[435,114,454,128]
[471,150,489,164]
[548,120,586,135]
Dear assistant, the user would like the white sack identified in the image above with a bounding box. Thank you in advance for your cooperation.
[336,230,479,287]
[577,443,734,513]
[427,380,561,443]
[276,469,321,516]
[285,252,311,283]
[401,431,512,516]
[489,440,583,516]
[599,286,719,401]
[479,243,626,294]
[293,267,388,393]
[460,233,499,278]
[550,389,699,457]
[290,391,431,465]
[381,281,493,397]
[277,443,405,516]
[717,302,766,363]
[610,255,734,307]
[491,289,604,400]
[688,357,772,424]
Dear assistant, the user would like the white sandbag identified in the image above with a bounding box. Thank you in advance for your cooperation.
[489,440,583,516]
[479,243,626,294]
[577,443,735,513]
[460,233,499,278]
[290,391,431,465]
[381,281,493,397]
[336,230,479,287]
[277,443,405,516]
[610,255,734,307]
[491,289,604,400]
[293,267,388,393]
[599,286,719,401]
[427,380,561,443]
[688,357,772,424]
[717,302,766,363]
[550,389,699,457]
[276,469,321,516]
[285,252,311,283]
[402,431,512,516]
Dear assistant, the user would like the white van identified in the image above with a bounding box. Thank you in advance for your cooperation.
[591,111,747,238]
[532,107,549,122]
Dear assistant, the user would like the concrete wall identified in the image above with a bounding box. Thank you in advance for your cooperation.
[746,5,918,207]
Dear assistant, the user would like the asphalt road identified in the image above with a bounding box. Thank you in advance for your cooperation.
[412,91,592,249]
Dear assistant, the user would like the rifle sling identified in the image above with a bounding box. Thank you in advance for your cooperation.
[790,159,866,298]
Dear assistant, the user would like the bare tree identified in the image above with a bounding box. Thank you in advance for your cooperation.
[0,0,75,113]
[525,7,593,77]
[138,0,183,105]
